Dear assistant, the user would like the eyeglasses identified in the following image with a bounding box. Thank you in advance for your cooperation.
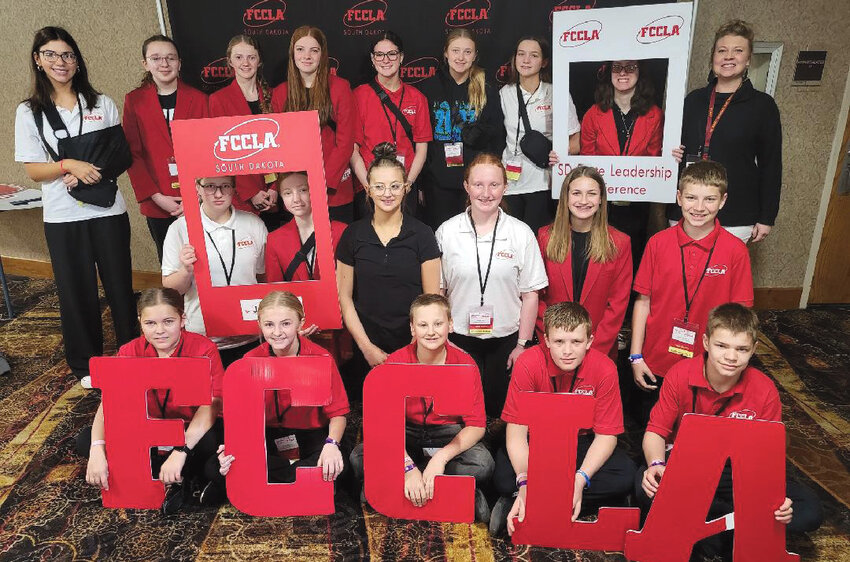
[147,55,179,66]
[611,63,638,74]
[39,50,77,64]
[199,183,235,194]
[369,183,405,195]
[372,50,400,62]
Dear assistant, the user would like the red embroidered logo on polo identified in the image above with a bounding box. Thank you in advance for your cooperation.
[83,114,103,121]
[236,238,255,249]
[728,409,757,420]
[495,249,514,260]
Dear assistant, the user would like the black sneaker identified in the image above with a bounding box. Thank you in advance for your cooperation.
[474,488,490,524]
[199,481,226,507]
[488,496,513,536]
[161,483,184,516]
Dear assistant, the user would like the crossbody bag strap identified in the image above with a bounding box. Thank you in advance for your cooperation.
[516,82,534,135]
[283,232,317,281]
[369,81,415,147]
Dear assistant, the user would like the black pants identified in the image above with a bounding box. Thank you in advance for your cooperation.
[504,191,553,235]
[422,184,467,231]
[493,434,636,510]
[44,213,138,376]
[607,202,649,275]
[329,202,354,224]
[146,216,177,264]
[449,331,518,418]
[343,320,412,402]
[76,420,220,482]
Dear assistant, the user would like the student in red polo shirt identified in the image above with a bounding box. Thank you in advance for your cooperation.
[76,288,223,515]
[490,302,636,536]
[636,303,822,555]
[349,294,493,521]
[630,161,753,420]
[208,291,349,503]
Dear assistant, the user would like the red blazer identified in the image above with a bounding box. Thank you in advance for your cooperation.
[123,81,208,218]
[272,75,356,207]
[208,80,273,211]
[265,219,347,283]
[536,225,632,357]
[580,104,663,156]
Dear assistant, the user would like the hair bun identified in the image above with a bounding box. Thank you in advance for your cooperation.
[372,141,397,161]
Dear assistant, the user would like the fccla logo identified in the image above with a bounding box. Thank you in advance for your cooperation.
[401,57,438,84]
[243,0,286,28]
[445,0,490,27]
[344,0,387,28]
[705,264,728,277]
[201,57,234,85]
[549,0,597,22]
[215,118,281,162]
[637,15,684,44]
[559,20,602,48]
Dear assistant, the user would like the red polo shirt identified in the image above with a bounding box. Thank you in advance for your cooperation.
[633,220,753,377]
[352,80,432,178]
[501,344,624,435]
[647,354,781,443]
[265,219,347,283]
[386,342,486,428]
[117,331,224,422]
[243,338,350,429]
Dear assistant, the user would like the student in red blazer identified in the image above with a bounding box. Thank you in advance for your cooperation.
[208,35,277,218]
[536,166,632,358]
[272,26,356,224]
[123,35,208,262]
[580,60,663,273]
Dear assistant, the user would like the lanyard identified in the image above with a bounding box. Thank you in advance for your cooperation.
[702,86,736,160]
[614,107,636,155]
[379,84,406,148]
[149,336,185,418]
[470,210,500,307]
[205,229,236,286]
[692,387,735,416]
[514,84,539,156]
[680,238,717,323]
[550,372,579,393]
[420,397,434,426]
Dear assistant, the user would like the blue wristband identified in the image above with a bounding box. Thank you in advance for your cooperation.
[576,469,591,488]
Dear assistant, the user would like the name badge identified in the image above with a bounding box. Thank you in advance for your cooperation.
[468,304,494,335]
[170,182,180,191]
[505,156,522,182]
[264,173,278,184]
[444,142,463,167]
[668,318,698,358]
[274,434,300,461]
[167,157,178,177]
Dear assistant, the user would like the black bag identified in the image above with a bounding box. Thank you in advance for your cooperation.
[516,83,552,169]
[368,81,415,148]
[34,96,132,208]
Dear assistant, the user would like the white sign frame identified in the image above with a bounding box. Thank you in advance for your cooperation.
[552,3,694,203]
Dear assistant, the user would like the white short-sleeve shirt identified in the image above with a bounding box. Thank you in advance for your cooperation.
[500,82,580,196]
[436,209,548,338]
[162,207,268,335]
[14,95,127,223]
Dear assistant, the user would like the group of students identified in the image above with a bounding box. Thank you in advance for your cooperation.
[13,14,804,557]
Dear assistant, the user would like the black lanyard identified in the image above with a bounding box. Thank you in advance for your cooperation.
[379,84,406,148]
[206,229,236,286]
[692,387,735,416]
[680,238,717,323]
[550,372,579,393]
[614,107,636,155]
[470,211,500,307]
[149,336,185,418]
[421,397,434,426]
[271,338,300,424]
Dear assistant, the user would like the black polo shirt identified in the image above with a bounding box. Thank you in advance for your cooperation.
[336,215,441,345]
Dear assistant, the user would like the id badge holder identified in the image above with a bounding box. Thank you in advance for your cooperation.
[444,142,463,167]
[684,154,701,169]
[668,318,698,358]
[168,157,180,190]
[468,304,494,335]
[505,155,522,182]
[264,173,278,185]
[274,434,300,461]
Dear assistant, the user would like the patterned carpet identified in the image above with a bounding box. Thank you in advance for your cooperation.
[0,276,848,561]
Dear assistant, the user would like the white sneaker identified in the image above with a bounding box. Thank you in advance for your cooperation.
[80,376,92,389]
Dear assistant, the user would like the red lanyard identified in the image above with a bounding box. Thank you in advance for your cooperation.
[702,86,736,160]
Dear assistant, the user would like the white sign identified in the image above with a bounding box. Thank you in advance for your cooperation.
[552,3,693,202]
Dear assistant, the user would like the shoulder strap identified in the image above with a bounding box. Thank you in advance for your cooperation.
[369,81,415,147]
[283,232,317,281]
[516,82,533,134]
[32,109,61,163]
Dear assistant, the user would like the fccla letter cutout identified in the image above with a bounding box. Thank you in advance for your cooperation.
[223,356,334,516]
[625,414,798,562]
[90,356,211,509]
[362,363,479,522]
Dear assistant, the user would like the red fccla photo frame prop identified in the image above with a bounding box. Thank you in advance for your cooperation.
[171,112,342,337]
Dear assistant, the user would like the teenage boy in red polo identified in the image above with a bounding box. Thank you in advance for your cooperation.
[349,293,494,522]
[636,303,822,555]
[630,161,753,419]
[489,302,635,536]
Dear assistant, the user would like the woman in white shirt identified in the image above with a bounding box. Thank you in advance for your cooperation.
[436,153,548,417]
[500,35,580,235]
[14,26,137,379]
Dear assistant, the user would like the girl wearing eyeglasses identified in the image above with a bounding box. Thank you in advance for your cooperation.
[161,176,268,363]
[351,31,433,219]
[272,26,357,224]
[336,143,441,397]
[15,26,137,380]
[209,35,279,222]
[123,35,208,262]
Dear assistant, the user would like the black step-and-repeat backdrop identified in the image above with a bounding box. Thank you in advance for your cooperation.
[166,0,670,118]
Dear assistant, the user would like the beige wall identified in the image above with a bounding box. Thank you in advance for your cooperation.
[1,1,849,288]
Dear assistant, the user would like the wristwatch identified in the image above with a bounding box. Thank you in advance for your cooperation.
[517,338,530,348]
[174,445,192,455]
